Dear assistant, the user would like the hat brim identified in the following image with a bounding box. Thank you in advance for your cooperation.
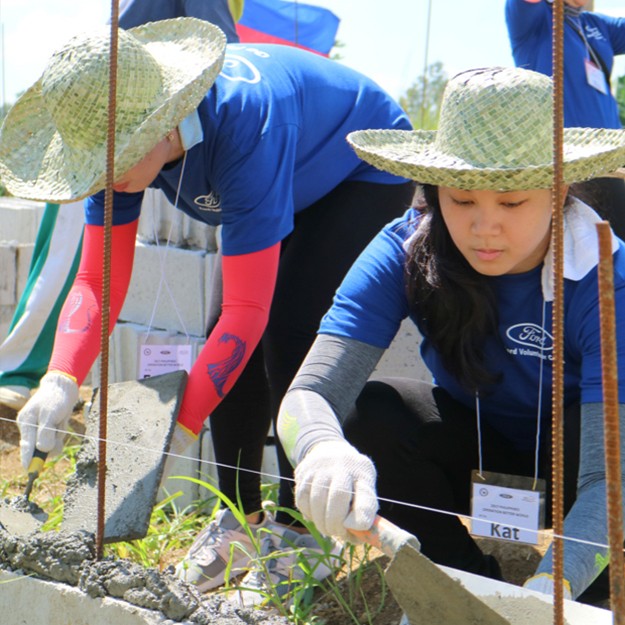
[0,18,226,202]
[347,128,625,191]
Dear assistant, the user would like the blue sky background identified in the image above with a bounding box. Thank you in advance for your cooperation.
[2,1,625,105]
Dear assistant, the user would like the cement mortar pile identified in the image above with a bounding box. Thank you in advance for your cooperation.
[0,528,290,625]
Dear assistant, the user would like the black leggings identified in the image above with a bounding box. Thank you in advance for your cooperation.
[343,378,581,575]
[209,181,416,521]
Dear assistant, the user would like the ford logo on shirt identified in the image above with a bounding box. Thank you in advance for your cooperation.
[506,323,553,350]
[195,192,222,212]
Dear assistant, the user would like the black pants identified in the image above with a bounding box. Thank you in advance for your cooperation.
[343,378,581,575]
[572,177,625,240]
[209,180,416,522]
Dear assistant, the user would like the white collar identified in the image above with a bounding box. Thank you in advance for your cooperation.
[177,110,203,151]
[541,197,618,302]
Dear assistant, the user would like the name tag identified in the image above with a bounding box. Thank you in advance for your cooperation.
[470,470,545,545]
[585,59,608,94]
[139,342,193,379]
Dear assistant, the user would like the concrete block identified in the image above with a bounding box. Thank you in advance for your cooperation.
[137,189,218,251]
[0,243,17,306]
[203,251,221,331]
[90,322,205,386]
[120,242,208,336]
[0,197,45,244]
[63,371,187,542]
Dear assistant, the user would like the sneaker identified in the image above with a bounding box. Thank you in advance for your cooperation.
[231,529,343,608]
[175,504,274,592]
[399,613,411,625]
[0,385,30,411]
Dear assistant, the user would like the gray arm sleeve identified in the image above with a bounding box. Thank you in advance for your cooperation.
[277,334,384,467]
[535,402,625,598]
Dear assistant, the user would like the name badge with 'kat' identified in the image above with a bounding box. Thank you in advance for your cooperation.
[470,470,546,546]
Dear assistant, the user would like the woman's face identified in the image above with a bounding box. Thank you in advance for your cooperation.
[438,187,557,276]
[113,136,174,193]
[564,0,589,8]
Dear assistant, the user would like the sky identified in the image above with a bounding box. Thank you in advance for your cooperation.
[2,0,625,106]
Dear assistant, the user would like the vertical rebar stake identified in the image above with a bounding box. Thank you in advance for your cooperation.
[96,0,120,560]
[596,221,625,622]
[551,1,566,623]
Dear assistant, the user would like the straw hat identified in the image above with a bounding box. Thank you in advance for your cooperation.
[348,67,625,191]
[0,17,226,202]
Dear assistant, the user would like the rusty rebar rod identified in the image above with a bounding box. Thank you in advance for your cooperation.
[551,1,566,623]
[596,221,625,622]
[96,0,119,560]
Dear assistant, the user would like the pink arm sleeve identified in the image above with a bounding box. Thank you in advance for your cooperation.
[48,221,138,383]
[177,243,280,434]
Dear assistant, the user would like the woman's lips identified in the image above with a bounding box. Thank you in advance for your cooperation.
[475,248,502,262]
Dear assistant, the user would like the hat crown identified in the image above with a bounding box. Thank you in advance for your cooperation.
[42,28,163,151]
[435,67,553,169]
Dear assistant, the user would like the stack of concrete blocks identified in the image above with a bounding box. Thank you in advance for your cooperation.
[0,198,44,340]
[0,192,428,509]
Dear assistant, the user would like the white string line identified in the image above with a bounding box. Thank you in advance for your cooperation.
[0,414,618,552]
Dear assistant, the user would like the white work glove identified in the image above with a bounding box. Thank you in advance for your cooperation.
[294,439,378,541]
[160,423,198,488]
[524,573,572,600]
[17,371,79,469]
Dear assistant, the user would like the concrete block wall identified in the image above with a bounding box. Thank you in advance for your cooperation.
[0,192,428,508]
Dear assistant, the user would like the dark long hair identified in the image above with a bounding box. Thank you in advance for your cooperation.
[405,184,500,392]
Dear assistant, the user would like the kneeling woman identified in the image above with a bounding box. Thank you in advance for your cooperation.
[278,66,625,601]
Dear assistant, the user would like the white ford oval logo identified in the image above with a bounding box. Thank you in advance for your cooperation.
[506,323,553,350]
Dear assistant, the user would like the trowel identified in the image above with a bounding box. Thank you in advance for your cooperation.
[351,515,512,625]
[0,448,49,536]
[61,370,187,543]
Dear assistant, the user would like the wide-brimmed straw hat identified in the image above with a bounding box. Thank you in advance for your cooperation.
[0,17,226,202]
[348,66,625,190]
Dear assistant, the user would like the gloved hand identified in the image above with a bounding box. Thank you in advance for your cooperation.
[524,573,572,600]
[160,422,198,488]
[17,371,79,469]
[294,439,378,540]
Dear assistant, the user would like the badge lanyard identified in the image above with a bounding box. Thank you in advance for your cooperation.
[470,299,548,545]
[567,16,609,95]
[138,152,194,379]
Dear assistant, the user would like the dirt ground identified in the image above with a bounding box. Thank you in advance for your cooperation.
[0,392,549,625]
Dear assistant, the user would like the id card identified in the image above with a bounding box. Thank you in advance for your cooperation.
[139,343,193,379]
[585,59,608,94]
[470,470,546,545]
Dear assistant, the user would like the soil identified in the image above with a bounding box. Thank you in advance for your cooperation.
[0,390,555,625]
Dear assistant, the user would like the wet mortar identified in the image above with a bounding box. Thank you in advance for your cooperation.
[0,527,290,624]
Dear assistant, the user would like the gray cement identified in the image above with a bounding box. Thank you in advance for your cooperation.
[62,371,187,542]
[0,528,290,625]
[0,494,47,535]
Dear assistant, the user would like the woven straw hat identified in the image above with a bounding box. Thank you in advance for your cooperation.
[0,17,226,202]
[348,67,625,190]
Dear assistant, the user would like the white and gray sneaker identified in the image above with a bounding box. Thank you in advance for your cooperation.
[231,528,343,607]
[175,504,275,592]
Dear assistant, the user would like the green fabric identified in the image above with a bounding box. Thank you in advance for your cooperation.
[0,204,83,388]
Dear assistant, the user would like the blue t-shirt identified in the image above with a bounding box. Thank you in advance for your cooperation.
[85,44,411,255]
[505,0,625,128]
[319,207,625,451]
[118,0,240,43]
